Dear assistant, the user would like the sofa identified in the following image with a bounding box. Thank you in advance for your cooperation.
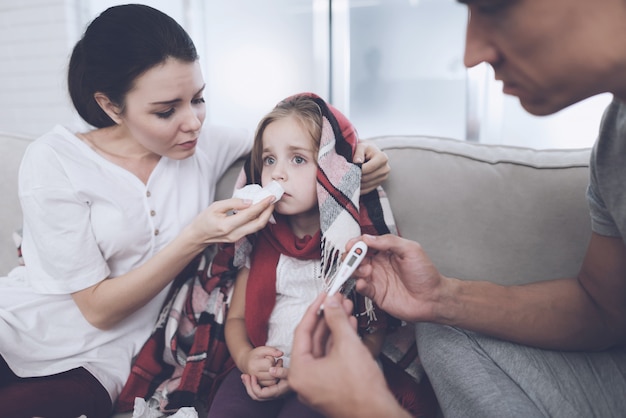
[0,131,592,416]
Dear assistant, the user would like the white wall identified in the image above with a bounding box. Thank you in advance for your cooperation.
[0,0,611,149]
[0,0,85,137]
[0,0,188,138]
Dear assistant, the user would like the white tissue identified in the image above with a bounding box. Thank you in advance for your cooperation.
[233,180,284,204]
[131,397,198,418]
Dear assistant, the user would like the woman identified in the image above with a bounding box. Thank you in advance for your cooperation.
[0,5,389,418]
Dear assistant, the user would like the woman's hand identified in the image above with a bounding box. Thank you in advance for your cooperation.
[354,139,390,194]
[71,195,275,331]
[188,196,276,245]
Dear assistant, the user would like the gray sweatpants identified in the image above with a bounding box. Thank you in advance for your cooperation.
[416,323,626,418]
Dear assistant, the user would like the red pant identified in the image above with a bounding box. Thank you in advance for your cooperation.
[0,355,112,418]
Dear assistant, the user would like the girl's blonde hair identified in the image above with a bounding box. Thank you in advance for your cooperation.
[250,95,323,183]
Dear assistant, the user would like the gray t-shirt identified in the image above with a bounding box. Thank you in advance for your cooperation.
[587,97,626,242]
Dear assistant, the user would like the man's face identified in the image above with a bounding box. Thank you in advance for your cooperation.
[459,0,626,115]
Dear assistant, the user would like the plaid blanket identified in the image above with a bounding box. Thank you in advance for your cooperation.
[114,244,238,413]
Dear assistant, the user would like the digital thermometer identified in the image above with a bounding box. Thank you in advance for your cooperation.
[326,240,368,297]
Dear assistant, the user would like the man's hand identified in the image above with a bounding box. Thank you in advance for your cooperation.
[288,293,410,418]
[350,234,445,323]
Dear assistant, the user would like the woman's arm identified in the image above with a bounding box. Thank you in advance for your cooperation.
[20,134,276,330]
[72,197,275,330]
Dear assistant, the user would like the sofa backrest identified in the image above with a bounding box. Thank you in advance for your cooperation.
[217,135,592,286]
[376,136,591,285]
[0,133,31,275]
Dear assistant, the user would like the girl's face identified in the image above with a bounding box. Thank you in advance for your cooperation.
[116,58,206,159]
[260,115,319,221]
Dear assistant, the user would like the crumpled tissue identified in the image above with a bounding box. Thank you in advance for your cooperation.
[131,397,198,418]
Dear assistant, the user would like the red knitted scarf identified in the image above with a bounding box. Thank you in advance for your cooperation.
[245,215,321,347]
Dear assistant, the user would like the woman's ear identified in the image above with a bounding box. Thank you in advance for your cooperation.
[94,92,123,125]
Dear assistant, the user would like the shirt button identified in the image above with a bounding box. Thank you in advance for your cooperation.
[154,229,160,236]
[146,190,151,197]
[150,210,156,217]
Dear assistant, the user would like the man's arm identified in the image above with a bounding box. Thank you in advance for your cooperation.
[430,233,626,350]
[576,233,626,347]
[353,233,626,351]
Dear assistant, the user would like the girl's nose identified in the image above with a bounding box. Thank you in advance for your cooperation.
[271,164,287,181]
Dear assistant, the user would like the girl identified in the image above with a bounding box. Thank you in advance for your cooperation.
[208,93,397,417]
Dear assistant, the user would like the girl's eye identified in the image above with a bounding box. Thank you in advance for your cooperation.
[263,156,275,166]
[293,156,306,164]
[155,108,175,119]
[192,97,205,105]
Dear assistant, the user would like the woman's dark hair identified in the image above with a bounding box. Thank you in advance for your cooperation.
[68,4,198,128]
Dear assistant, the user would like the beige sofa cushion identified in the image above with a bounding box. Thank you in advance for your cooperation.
[373,135,591,285]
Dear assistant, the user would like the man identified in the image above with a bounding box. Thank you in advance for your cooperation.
[286,0,626,417]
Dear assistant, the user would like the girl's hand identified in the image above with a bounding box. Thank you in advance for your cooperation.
[241,359,291,401]
[243,346,284,387]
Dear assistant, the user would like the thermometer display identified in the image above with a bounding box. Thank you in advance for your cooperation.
[326,241,368,297]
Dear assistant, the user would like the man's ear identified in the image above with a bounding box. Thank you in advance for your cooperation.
[94,92,123,125]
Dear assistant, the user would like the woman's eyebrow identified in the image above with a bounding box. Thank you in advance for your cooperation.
[150,84,206,105]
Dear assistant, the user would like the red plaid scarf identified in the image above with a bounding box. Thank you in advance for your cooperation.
[114,245,238,413]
